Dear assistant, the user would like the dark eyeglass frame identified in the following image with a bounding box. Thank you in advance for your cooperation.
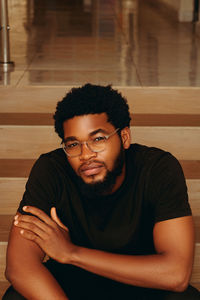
[61,128,120,157]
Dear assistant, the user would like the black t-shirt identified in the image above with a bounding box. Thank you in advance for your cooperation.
[17,144,192,298]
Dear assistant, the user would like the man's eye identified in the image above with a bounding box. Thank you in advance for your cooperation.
[93,136,105,142]
[66,142,79,149]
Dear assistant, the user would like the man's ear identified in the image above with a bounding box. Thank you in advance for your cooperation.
[120,127,131,149]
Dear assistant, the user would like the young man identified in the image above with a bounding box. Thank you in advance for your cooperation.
[3,84,200,299]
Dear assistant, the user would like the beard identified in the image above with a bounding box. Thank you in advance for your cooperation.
[75,146,125,198]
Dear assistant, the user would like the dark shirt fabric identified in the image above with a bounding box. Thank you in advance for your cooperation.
[17,144,192,299]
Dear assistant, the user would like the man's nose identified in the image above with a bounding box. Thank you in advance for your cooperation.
[79,142,97,160]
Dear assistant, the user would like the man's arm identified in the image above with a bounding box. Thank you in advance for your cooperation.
[15,207,195,293]
[71,216,195,292]
[5,215,68,300]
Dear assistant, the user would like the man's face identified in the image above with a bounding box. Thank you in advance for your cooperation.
[63,113,130,194]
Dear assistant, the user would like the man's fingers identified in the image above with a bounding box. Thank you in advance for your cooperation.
[14,219,47,239]
[20,228,42,246]
[50,207,69,231]
[14,214,51,233]
[22,206,55,227]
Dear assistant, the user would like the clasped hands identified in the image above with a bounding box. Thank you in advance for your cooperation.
[14,206,77,264]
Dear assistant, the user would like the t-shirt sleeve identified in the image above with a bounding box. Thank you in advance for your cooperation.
[18,154,59,216]
[148,152,192,223]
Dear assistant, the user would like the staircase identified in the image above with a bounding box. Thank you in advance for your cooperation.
[0,86,200,297]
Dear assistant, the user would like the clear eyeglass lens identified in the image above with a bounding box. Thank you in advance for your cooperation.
[88,137,106,152]
[65,137,106,156]
[65,142,81,156]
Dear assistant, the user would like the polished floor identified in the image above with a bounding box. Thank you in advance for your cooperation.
[0,0,200,87]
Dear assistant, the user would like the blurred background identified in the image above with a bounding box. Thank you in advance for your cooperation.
[1,0,200,86]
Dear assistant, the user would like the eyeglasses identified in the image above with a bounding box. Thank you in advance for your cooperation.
[62,128,120,157]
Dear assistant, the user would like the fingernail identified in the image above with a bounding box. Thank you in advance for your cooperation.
[14,220,18,225]
[20,230,24,234]
[14,215,18,220]
[23,206,27,211]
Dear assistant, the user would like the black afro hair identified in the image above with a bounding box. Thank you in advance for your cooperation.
[53,83,131,140]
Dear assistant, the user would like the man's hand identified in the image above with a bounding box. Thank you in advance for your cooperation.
[14,206,77,264]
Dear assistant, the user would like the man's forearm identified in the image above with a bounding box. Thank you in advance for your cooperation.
[14,208,193,294]
[6,262,68,300]
[69,247,189,292]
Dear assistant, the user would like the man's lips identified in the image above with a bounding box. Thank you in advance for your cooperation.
[79,162,105,176]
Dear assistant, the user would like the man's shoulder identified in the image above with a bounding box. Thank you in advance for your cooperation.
[38,148,66,162]
[30,148,70,176]
[129,144,183,180]
[129,143,170,164]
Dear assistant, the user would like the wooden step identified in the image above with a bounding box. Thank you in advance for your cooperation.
[131,114,200,126]
[187,180,200,216]
[192,282,200,291]
[0,113,200,126]
[191,243,200,287]
[0,242,7,281]
[0,178,199,216]
[0,126,200,160]
[0,86,200,113]
[0,178,27,215]
[180,161,200,179]
[123,87,200,114]
[0,215,13,242]
[0,86,66,113]
[0,281,10,299]
[195,217,200,245]
[130,127,200,160]
[0,159,35,177]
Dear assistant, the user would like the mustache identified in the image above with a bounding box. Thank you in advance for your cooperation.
[78,160,106,173]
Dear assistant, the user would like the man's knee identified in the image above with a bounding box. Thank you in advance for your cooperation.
[2,286,26,300]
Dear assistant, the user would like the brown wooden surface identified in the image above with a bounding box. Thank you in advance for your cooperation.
[0,281,10,298]
[1,113,200,126]
[0,87,200,114]
[0,113,54,125]
[131,114,200,126]
[0,215,13,242]
[179,160,200,179]
[0,159,35,177]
